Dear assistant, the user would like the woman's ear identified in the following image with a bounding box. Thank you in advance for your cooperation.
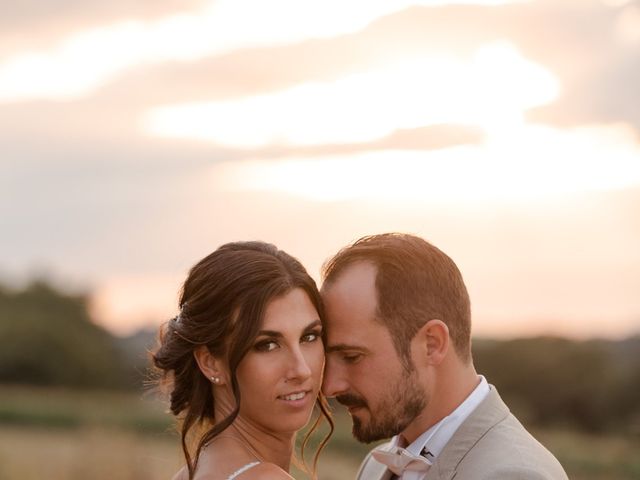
[416,319,449,366]
[193,346,227,386]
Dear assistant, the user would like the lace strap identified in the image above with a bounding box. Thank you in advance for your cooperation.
[227,461,260,479]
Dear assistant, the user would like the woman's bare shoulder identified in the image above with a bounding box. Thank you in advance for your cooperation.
[237,462,294,479]
[171,466,189,480]
[170,462,294,480]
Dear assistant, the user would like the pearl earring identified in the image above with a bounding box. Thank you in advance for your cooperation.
[210,376,220,384]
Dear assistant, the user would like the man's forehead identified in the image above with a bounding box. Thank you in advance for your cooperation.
[324,311,395,355]
[322,260,378,298]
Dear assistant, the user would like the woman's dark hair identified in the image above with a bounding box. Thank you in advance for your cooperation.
[152,241,333,479]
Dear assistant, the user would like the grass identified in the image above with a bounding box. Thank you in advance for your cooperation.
[0,385,638,480]
[0,425,181,480]
[0,385,171,433]
[534,428,640,480]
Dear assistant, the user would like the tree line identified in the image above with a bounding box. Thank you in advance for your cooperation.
[1,280,638,434]
[474,336,640,434]
[0,280,147,390]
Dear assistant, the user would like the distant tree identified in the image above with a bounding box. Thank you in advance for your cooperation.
[474,336,612,432]
[0,280,130,389]
[608,335,640,433]
[115,327,159,387]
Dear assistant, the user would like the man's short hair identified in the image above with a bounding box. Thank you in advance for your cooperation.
[322,233,472,365]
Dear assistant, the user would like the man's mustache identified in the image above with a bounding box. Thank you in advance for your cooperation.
[336,393,368,409]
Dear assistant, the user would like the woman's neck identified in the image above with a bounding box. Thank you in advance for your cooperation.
[211,389,297,471]
[218,420,295,471]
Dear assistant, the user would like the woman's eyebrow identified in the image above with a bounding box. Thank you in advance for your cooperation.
[256,319,322,337]
[304,319,322,330]
[256,329,283,338]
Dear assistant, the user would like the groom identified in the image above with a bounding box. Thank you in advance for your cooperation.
[321,233,567,480]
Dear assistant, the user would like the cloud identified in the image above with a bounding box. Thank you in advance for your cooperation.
[207,123,640,202]
[178,124,484,161]
[142,42,557,148]
[46,2,524,107]
[0,1,525,102]
[76,0,638,140]
[3,0,635,139]
[355,1,640,133]
[0,0,206,58]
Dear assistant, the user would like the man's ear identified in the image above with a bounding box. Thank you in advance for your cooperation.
[193,346,227,386]
[415,319,449,366]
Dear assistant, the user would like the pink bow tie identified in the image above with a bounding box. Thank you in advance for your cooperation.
[372,446,432,476]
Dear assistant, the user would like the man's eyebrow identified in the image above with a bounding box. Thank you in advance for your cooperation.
[325,343,369,354]
[256,319,322,338]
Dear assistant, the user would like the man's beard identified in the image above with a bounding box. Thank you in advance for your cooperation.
[336,370,426,443]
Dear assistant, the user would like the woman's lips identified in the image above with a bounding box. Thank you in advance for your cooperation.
[277,390,312,407]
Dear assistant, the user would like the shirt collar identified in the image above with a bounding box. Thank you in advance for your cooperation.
[390,375,490,462]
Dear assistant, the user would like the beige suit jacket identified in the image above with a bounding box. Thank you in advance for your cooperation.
[355,386,568,480]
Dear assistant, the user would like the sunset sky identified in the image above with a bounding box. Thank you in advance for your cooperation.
[2,0,639,338]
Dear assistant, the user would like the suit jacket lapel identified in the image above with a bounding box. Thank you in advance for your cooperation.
[425,386,510,480]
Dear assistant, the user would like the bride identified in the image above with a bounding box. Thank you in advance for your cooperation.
[153,241,333,479]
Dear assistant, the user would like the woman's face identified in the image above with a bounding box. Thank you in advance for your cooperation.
[235,287,324,434]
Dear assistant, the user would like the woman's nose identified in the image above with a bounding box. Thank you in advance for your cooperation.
[286,346,312,382]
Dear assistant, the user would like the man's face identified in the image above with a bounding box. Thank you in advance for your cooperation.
[321,261,426,443]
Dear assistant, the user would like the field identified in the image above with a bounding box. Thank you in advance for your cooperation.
[0,386,638,480]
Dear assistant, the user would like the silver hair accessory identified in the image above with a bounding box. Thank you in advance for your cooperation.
[174,303,187,323]
[172,308,201,344]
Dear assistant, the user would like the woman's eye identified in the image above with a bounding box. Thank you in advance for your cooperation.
[302,331,321,343]
[255,340,279,352]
